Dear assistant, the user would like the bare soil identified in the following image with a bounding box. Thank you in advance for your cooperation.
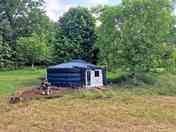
[8,86,97,104]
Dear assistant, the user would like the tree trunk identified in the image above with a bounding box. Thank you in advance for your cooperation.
[32,63,34,69]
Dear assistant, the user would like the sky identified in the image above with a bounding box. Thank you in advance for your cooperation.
[44,0,121,21]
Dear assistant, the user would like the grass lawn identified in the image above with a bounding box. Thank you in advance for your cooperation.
[0,69,176,132]
[0,68,45,95]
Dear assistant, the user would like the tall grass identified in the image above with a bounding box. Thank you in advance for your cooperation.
[108,70,176,96]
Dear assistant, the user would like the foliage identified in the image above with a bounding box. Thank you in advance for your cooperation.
[0,0,176,76]
[0,0,56,68]
[97,0,174,73]
[0,34,14,68]
[0,0,44,46]
[16,33,51,67]
[54,7,98,64]
[96,6,121,68]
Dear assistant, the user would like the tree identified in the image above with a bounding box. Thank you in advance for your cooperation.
[0,0,44,46]
[16,33,50,68]
[96,6,122,69]
[0,33,13,68]
[97,0,174,73]
[0,0,48,67]
[0,0,56,68]
[54,7,97,64]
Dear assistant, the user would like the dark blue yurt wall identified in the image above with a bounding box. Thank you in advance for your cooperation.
[47,68,83,87]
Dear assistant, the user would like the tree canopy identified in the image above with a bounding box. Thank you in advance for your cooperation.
[97,0,175,73]
[0,0,176,73]
[54,7,98,64]
[0,0,56,68]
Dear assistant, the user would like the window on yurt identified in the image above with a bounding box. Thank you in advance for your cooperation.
[95,70,99,77]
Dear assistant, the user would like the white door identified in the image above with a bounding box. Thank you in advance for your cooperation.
[86,70,103,88]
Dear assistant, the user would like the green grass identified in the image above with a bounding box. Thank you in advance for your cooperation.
[1,68,176,97]
[0,68,45,95]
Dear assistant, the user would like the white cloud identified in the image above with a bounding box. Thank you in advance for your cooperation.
[45,0,61,21]
[88,0,109,5]
[44,0,75,21]
[44,0,119,21]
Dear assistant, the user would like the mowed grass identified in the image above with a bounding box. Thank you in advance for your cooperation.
[0,95,176,132]
[0,68,45,95]
[1,69,176,131]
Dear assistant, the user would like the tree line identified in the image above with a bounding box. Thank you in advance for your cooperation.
[0,0,176,74]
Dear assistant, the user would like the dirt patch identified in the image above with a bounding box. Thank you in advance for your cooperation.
[8,86,109,104]
[8,87,78,104]
[9,88,41,104]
